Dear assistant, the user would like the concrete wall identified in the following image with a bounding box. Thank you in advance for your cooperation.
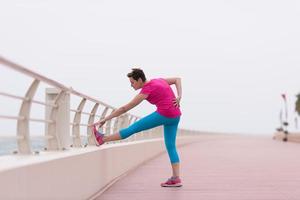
[0,136,200,200]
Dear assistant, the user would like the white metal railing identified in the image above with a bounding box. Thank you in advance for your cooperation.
[0,56,199,155]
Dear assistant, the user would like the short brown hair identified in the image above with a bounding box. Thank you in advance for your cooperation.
[127,68,146,82]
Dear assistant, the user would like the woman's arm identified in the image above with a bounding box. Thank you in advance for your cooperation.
[92,93,147,127]
[165,77,182,98]
[165,77,182,107]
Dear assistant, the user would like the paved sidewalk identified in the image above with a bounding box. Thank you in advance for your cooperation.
[96,135,300,200]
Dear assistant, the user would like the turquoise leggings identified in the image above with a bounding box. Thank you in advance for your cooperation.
[119,111,180,164]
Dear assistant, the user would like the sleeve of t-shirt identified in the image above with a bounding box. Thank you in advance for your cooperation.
[140,84,152,95]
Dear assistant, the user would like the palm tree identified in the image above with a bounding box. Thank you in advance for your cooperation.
[296,93,300,116]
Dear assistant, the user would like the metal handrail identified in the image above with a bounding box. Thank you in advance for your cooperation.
[0,55,143,155]
[0,115,25,120]
[0,56,108,107]
[0,92,58,109]
[0,92,29,101]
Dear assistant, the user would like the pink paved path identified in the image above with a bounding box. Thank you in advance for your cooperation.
[96,135,300,200]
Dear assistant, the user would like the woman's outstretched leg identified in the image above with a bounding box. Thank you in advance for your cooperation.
[103,132,122,142]
[93,111,164,145]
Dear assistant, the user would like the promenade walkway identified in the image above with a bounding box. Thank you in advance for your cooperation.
[95,134,300,200]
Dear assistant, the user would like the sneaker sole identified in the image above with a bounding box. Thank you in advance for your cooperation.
[161,183,182,187]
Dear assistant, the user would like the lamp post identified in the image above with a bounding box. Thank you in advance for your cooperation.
[278,109,283,131]
[295,93,300,130]
[281,94,288,141]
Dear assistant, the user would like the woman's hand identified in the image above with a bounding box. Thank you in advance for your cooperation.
[173,96,181,108]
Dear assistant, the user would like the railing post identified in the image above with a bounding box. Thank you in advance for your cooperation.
[105,109,115,135]
[98,107,109,133]
[72,98,86,147]
[130,117,138,141]
[127,116,135,141]
[113,116,120,134]
[122,114,129,129]
[115,114,128,142]
[17,79,40,154]
[45,88,70,150]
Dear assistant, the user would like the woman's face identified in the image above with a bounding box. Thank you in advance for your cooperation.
[129,77,142,90]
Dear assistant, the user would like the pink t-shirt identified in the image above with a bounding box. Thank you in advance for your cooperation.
[139,78,181,118]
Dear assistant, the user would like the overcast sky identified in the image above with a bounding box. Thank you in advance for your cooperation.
[1,0,300,135]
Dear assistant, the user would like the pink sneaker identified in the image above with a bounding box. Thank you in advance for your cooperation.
[161,177,182,187]
[92,125,105,146]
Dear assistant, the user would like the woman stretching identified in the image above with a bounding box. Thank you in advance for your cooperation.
[91,68,182,187]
